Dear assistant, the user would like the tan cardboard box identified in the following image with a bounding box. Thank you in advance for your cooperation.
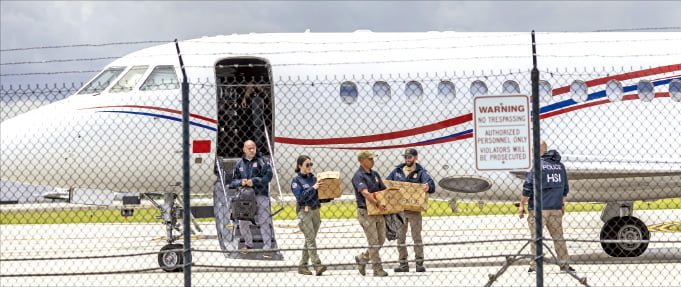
[366,187,403,215]
[384,180,429,212]
[317,171,341,199]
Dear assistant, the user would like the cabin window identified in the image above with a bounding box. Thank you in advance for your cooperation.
[470,80,488,97]
[605,79,623,102]
[637,80,654,102]
[570,80,588,103]
[437,81,456,101]
[539,80,552,103]
[405,81,423,101]
[502,80,520,94]
[110,66,149,93]
[78,67,125,94]
[372,81,391,103]
[340,81,358,104]
[670,79,681,102]
[140,66,179,91]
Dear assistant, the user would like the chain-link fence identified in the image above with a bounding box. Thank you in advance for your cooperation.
[1,64,680,287]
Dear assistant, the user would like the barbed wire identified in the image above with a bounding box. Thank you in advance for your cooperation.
[3,35,678,66]
[186,37,681,54]
[0,40,171,52]
[0,70,100,77]
[593,26,681,32]
[185,32,529,45]
[537,52,681,58]
[178,42,529,57]
[0,56,121,66]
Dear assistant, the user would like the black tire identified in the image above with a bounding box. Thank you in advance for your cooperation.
[600,216,650,257]
[158,244,184,272]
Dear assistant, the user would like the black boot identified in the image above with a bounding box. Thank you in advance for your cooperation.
[394,259,409,272]
[415,257,426,272]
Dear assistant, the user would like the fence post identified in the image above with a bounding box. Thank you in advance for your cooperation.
[174,39,192,287]
[530,30,544,287]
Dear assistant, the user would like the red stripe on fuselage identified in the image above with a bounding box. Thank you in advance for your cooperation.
[80,105,217,123]
[275,114,472,145]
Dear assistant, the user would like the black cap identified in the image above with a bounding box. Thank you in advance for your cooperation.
[403,148,418,156]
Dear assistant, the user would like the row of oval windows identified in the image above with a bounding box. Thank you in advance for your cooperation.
[339,79,681,104]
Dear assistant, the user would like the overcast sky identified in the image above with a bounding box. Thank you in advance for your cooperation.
[2,1,681,86]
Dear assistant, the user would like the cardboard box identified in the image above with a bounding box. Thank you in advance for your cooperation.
[317,171,341,199]
[366,187,403,215]
[384,180,429,212]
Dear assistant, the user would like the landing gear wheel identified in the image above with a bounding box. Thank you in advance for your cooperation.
[158,244,184,272]
[600,216,650,257]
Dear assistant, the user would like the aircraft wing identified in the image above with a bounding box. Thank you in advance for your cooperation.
[510,154,681,180]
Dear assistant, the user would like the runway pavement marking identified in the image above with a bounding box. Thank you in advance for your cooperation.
[648,221,681,232]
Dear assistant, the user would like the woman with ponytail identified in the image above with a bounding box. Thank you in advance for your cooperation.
[291,155,331,276]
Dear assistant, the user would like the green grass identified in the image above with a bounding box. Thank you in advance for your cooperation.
[0,207,161,224]
[670,224,681,232]
[1,198,679,225]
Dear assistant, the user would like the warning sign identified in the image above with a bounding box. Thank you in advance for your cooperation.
[473,95,531,170]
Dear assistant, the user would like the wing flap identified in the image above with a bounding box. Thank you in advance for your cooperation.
[510,155,681,181]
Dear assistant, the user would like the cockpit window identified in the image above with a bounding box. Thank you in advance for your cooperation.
[78,67,125,94]
[140,66,179,91]
[110,66,149,93]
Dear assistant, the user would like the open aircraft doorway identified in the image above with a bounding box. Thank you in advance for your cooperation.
[212,58,283,263]
[215,58,274,160]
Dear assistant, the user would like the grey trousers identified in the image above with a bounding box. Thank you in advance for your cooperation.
[239,195,273,249]
[527,210,569,267]
[298,207,321,265]
[397,210,424,260]
[357,207,386,271]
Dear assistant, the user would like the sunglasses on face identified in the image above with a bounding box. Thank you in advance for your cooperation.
[403,155,414,160]
[305,162,313,168]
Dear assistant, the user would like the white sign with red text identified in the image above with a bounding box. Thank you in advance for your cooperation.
[473,95,531,171]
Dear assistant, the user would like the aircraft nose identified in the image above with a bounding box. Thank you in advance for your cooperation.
[0,115,31,183]
[0,105,76,187]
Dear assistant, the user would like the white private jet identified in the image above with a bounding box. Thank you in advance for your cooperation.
[1,31,680,271]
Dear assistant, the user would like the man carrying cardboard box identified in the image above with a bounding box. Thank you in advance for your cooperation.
[351,150,389,277]
[386,148,435,273]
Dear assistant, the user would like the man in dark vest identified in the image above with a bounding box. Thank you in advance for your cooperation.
[352,150,389,277]
[229,140,274,257]
[386,148,435,272]
[519,140,574,273]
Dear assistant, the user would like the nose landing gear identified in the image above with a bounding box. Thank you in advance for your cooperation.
[158,244,184,272]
